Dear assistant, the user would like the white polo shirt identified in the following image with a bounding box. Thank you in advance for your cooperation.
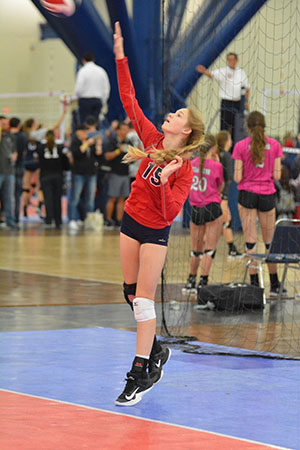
[75,61,110,103]
[211,66,250,101]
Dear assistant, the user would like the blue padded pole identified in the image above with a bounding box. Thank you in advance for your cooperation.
[132,0,152,91]
[164,0,188,50]
[105,0,148,111]
[30,0,124,120]
[169,0,268,110]
[133,0,162,123]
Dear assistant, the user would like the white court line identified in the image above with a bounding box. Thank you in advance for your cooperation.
[0,388,292,450]
[0,267,122,286]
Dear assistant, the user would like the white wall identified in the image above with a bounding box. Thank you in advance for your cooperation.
[0,0,75,94]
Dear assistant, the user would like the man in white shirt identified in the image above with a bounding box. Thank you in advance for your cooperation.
[75,52,110,126]
[197,53,250,144]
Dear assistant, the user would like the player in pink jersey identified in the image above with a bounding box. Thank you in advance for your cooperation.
[113,22,205,406]
[232,111,285,297]
[183,135,224,308]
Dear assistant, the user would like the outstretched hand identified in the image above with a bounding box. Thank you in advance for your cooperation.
[196,65,206,74]
[160,156,183,185]
[114,22,125,60]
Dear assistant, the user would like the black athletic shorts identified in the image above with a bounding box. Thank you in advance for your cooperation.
[191,203,223,226]
[238,190,276,212]
[121,211,171,246]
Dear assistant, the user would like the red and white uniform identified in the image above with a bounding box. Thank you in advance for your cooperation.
[116,57,193,228]
[232,136,283,195]
[189,157,224,208]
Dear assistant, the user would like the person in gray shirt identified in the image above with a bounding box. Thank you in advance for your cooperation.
[0,116,18,229]
[216,130,242,258]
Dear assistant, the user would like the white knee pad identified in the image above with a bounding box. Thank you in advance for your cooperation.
[133,297,156,322]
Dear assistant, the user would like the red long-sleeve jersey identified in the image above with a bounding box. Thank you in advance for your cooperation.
[116,57,193,229]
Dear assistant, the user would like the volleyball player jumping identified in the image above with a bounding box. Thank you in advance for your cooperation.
[113,22,205,406]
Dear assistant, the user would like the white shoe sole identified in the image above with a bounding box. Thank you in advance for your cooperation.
[115,383,154,407]
[269,292,289,298]
[194,301,215,310]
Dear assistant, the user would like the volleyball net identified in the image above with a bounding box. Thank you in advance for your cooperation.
[160,0,300,359]
[0,91,67,139]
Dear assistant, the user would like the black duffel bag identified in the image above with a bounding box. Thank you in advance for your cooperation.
[197,282,264,311]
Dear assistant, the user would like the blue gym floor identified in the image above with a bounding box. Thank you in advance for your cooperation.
[1,327,299,449]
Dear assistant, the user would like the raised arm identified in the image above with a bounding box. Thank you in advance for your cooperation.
[113,22,162,149]
[51,102,68,131]
[114,21,125,60]
[196,65,212,79]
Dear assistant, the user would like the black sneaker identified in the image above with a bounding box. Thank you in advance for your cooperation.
[228,246,243,260]
[269,285,288,298]
[148,346,171,384]
[115,371,154,406]
[182,275,197,295]
[104,219,114,230]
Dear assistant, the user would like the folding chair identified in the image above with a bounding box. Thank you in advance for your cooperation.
[243,218,300,302]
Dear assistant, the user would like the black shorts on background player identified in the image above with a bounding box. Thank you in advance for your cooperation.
[191,203,223,226]
[238,190,276,212]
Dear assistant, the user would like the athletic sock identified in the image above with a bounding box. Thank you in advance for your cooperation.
[228,242,234,251]
[269,273,279,289]
[131,356,148,375]
[199,275,208,286]
[250,274,259,287]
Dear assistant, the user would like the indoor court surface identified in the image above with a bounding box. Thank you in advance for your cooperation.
[1,226,299,450]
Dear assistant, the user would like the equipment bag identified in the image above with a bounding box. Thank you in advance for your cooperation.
[197,283,264,311]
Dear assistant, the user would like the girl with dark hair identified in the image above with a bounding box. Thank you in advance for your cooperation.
[22,119,43,218]
[35,130,69,228]
[216,130,242,259]
[113,22,205,406]
[233,111,285,297]
[22,107,67,219]
[183,134,224,302]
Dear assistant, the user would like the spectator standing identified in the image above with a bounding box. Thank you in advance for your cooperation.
[126,122,143,185]
[275,165,296,219]
[103,122,130,229]
[9,117,27,223]
[216,130,242,258]
[197,53,250,144]
[22,120,43,219]
[85,116,110,217]
[68,125,102,231]
[0,116,18,229]
[36,130,69,229]
[74,52,110,126]
[22,107,68,219]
